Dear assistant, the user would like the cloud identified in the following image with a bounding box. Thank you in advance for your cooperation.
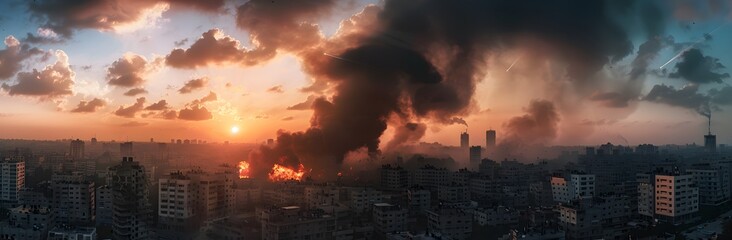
[709,86,732,105]
[174,38,188,47]
[107,53,150,87]
[2,50,74,99]
[145,99,169,110]
[287,95,317,110]
[26,0,225,39]
[123,88,148,96]
[267,85,284,93]
[178,106,212,121]
[282,116,294,121]
[0,36,46,80]
[23,28,63,44]
[669,48,730,84]
[119,121,149,127]
[178,77,207,94]
[114,97,146,118]
[70,98,106,113]
[644,84,710,115]
[188,91,217,106]
[503,100,561,144]
[165,29,253,68]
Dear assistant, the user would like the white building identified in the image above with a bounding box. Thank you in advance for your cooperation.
[654,174,698,224]
[550,173,594,203]
[0,159,25,204]
[348,188,387,213]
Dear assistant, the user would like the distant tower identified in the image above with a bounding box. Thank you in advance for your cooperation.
[486,129,496,149]
[70,139,85,160]
[150,138,154,143]
[460,131,469,148]
[469,146,482,163]
[91,137,98,145]
[704,115,717,154]
[120,142,133,157]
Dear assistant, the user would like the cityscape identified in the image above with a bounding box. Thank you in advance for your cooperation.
[1,0,732,240]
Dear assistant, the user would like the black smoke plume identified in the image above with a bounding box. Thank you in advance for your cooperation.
[246,0,665,179]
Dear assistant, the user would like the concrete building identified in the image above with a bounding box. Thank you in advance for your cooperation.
[372,203,408,235]
[438,182,470,205]
[469,146,482,165]
[51,172,95,226]
[411,165,449,190]
[559,196,633,240]
[380,164,408,192]
[95,185,113,227]
[70,139,85,160]
[473,206,518,226]
[3,205,53,240]
[260,206,336,240]
[688,164,730,206]
[47,226,97,240]
[108,157,153,240]
[478,159,498,179]
[654,174,699,224]
[0,159,25,204]
[426,207,473,240]
[348,188,387,213]
[407,186,430,214]
[460,131,469,149]
[486,129,496,150]
[119,141,133,157]
[158,171,199,239]
[304,185,340,208]
[550,173,594,203]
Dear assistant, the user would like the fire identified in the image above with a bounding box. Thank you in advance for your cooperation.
[268,163,305,181]
[238,161,250,179]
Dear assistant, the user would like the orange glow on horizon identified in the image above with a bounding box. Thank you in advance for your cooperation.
[268,163,305,181]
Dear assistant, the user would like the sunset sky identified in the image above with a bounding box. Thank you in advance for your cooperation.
[0,0,731,147]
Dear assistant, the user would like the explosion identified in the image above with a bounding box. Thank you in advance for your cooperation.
[238,161,250,179]
[268,163,306,181]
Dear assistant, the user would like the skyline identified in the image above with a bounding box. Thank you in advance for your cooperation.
[0,0,731,148]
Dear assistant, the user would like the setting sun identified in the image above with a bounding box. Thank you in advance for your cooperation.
[230,126,240,134]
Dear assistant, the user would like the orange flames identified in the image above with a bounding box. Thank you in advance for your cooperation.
[238,161,250,179]
[268,163,305,181]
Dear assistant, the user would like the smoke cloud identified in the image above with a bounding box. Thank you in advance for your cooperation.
[244,0,653,179]
[669,48,730,84]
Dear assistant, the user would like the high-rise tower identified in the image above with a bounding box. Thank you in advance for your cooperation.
[486,130,496,149]
[70,139,85,160]
[704,115,716,154]
[460,131,469,149]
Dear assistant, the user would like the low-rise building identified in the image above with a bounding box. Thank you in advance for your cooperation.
[426,207,472,240]
[372,203,408,235]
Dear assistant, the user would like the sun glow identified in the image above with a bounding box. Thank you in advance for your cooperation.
[230,126,240,134]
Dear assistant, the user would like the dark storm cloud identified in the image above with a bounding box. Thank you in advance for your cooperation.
[287,95,317,110]
[144,100,169,111]
[245,0,665,178]
[669,48,730,84]
[178,77,207,94]
[123,88,148,96]
[504,100,561,144]
[2,50,74,99]
[178,106,212,121]
[0,36,45,80]
[107,54,149,87]
[70,98,106,113]
[26,0,225,39]
[114,97,146,118]
[709,86,732,105]
[644,84,711,115]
